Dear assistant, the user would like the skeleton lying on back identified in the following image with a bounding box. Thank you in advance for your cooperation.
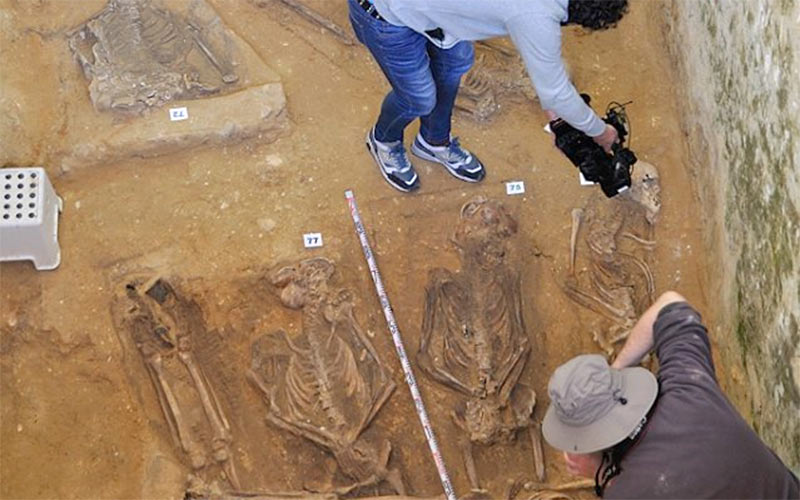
[117,277,240,491]
[418,198,546,494]
[69,0,239,113]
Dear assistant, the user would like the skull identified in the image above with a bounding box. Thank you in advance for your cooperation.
[453,197,518,269]
[626,161,661,224]
[270,258,335,309]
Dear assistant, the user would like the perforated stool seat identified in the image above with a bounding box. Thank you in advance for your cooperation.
[0,167,63,270]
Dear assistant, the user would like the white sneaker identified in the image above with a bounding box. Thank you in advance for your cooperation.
[411,134,486,182]
[365,128,420,192]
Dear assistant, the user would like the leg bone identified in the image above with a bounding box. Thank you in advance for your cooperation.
[277,0,355,45]
[563,283,628,321]
[142,357,181,450]
[147,353,206,469]
[569,209,583,276]
[179,348,231,443]
[617,251,656,301]
[213,438,242,490]
[178,348,240,488]
[461,439,482,492]
[529,422,546,483]
[378,439,406,495]
[187,22,238,84]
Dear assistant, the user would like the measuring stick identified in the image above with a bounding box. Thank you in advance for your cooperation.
[345,190,457,500]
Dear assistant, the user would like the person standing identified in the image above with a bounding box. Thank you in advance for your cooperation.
[348,0,626,192]
[542,291,800,498]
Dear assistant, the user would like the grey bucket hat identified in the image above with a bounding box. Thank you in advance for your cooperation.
[542,354,657,454]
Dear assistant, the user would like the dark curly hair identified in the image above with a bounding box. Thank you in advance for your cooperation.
[566,0,629,30]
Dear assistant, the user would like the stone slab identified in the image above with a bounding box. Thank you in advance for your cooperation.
[61,83,287,172]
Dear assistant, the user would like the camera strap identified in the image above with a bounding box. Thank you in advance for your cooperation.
[593,397,658,497]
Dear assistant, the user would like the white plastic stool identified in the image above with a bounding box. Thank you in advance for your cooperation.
[0,167,64,270]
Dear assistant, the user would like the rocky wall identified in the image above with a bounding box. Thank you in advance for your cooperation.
[663,0,800,471]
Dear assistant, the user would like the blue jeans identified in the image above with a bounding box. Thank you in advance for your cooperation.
[348,0,474,144]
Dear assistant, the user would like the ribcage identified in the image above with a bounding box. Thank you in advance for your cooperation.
[256,319,389,448]
[422,269,528,399]
[93,1,147,67]
[137,4,191,66]
[93,0,190,68]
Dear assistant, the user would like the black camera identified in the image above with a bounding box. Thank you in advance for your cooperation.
[549,94,637,198]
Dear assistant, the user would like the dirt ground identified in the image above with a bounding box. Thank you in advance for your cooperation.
[0,0,713,498]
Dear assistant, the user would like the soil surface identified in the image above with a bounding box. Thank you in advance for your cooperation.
[0,1,714,498]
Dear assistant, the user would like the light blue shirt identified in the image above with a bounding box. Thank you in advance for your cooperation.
[372,0,607,137]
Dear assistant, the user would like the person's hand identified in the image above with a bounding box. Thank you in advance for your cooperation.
[592,124,619,153]
[563,451,602,479]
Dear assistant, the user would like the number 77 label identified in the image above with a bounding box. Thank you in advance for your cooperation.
[303,232,323,248]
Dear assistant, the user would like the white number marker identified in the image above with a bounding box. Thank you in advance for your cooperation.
[579,171,596,186]
[169,107,189,121]
[303,232,323,248]
[506,180,525,195]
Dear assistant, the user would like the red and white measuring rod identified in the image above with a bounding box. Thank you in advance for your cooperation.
[345,190,457,500]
